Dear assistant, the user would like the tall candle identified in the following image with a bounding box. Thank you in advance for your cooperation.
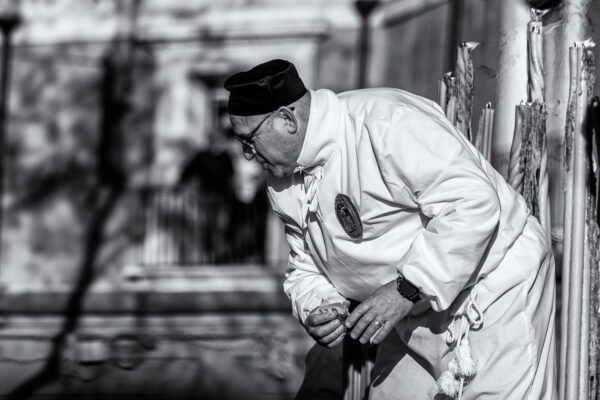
[535,102,551,243]
[439,75,448,112]
[527,9,545,102]
[455,42,479,141]
[445,74,458,125]
[565,41,594,400]
[559,44,580,400]
[507,105,525,193]
[483,103,495,161]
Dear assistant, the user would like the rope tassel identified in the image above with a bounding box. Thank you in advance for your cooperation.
[437,289,482,399]
[455,339,477,378]
[438,370,461,397]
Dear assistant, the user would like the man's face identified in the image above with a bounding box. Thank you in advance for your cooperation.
[229,108,300,178]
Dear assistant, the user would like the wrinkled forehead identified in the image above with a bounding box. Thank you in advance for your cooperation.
[229,113,271,136]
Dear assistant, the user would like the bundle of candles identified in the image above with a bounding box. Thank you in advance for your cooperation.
[341,301,376,400]
[588,96,600,400]
[559,39,598,400]
[508,101,548,224]
[591,98,600,227]
[506,8,551,243]
[342,337,375,400]
[438,43,495,162]
[439,42,480,143]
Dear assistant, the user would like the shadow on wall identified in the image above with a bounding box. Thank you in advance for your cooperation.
[7,2,138,395]
[5,185,123,400]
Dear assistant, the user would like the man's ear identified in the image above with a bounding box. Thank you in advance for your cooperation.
[278,106,297,134]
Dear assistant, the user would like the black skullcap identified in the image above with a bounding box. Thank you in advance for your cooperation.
[224,59,307,116]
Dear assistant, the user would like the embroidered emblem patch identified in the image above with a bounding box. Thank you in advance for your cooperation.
[334,194,362,239]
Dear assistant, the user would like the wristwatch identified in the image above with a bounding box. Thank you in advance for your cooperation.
[396,273,421,303]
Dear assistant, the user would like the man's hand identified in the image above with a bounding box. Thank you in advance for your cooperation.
[305,302,349,348]
[345,280,413,345]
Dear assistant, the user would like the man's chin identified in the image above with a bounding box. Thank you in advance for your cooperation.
[268,170,284,179]
[268,167,293,179]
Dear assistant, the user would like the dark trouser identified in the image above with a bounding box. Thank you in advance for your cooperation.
[295,342,344,400]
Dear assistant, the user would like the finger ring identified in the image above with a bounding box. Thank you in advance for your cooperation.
[373,320,383,328]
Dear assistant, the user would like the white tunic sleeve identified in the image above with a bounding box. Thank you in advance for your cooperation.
[375,108,501,312]
[281,220,348,324]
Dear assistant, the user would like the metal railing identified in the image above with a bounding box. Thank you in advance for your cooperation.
[136,181,267,267]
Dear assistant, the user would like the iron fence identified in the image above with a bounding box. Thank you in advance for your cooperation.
[136,181,267,267]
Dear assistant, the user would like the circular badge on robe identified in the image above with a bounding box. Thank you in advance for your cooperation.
[334,194,362,239]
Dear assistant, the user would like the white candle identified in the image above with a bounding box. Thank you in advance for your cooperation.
[483,103,495,161]
[444,74,458,125]
[560,44,580,400]
[439,76,448,112]
[527,9,545,103]
[507,105,525,193]
[565,40,594,400]
[455,42,479,141]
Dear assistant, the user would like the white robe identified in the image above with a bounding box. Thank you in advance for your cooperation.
[267,88,556,399]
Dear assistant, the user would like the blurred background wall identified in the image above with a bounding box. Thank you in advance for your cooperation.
[0,0,593,399]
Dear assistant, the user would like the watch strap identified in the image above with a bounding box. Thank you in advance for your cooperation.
[396,273,421,303]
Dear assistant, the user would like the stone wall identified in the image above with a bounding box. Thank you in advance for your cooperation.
[0,1,358,398]
[0,0,516,398]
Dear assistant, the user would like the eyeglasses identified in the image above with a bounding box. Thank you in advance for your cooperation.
[234,112,274,160]
[234,107,295,161]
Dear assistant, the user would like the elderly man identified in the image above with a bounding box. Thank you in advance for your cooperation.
[224,59,556,400]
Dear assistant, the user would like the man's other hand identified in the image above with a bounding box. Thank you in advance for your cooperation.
[305,302,348,348]
[345,280,413,345]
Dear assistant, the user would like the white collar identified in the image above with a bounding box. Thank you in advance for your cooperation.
[294,89,342,175]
